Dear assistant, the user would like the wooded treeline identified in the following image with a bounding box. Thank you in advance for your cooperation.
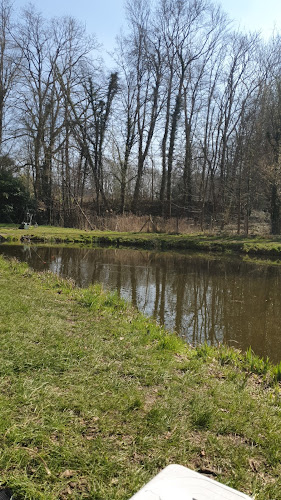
[1,0,281,233]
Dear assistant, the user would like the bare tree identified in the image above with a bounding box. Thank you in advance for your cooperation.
[157,0,228,216]
[17,9,96,223]
[125,0,163,212]
[111,37,139,212]
[0,0,21,155]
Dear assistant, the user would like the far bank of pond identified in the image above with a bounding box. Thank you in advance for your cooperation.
[1,243,281,363]
[1,224,281,257]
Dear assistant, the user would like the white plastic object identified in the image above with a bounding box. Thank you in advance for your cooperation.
[129,464,253,500]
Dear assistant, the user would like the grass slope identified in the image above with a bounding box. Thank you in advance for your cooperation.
[0,256,281,499]
[2,224,281,257]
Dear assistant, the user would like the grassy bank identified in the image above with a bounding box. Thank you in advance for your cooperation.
[1,256,281,498]
[1,224,281,258]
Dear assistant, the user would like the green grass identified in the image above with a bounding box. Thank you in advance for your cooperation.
[1,224,281,258]
[0,256,281,498]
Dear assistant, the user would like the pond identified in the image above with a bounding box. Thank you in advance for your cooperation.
[1,244,281,363]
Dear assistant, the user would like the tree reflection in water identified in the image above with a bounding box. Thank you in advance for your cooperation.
[1,244,281,362]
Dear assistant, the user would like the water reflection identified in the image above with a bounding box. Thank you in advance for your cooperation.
[1,244,281,362]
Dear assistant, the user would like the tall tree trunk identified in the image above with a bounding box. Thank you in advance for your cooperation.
[166,81,183,216]
[270,182,280,234]
[160,74,172,215]
[183,87,192,213]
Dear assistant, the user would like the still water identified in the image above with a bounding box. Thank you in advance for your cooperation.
[1,244,281,362]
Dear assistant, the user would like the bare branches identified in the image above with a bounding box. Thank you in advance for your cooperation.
[0,0,280,231]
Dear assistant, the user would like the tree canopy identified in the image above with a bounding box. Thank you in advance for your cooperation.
[1,0,281,233]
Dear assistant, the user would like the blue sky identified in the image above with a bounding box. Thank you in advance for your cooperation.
[14,0,124,51]
[221,0,281,38]
[14,0,281,52]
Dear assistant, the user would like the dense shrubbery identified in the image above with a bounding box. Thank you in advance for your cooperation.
[0,169,33,223]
